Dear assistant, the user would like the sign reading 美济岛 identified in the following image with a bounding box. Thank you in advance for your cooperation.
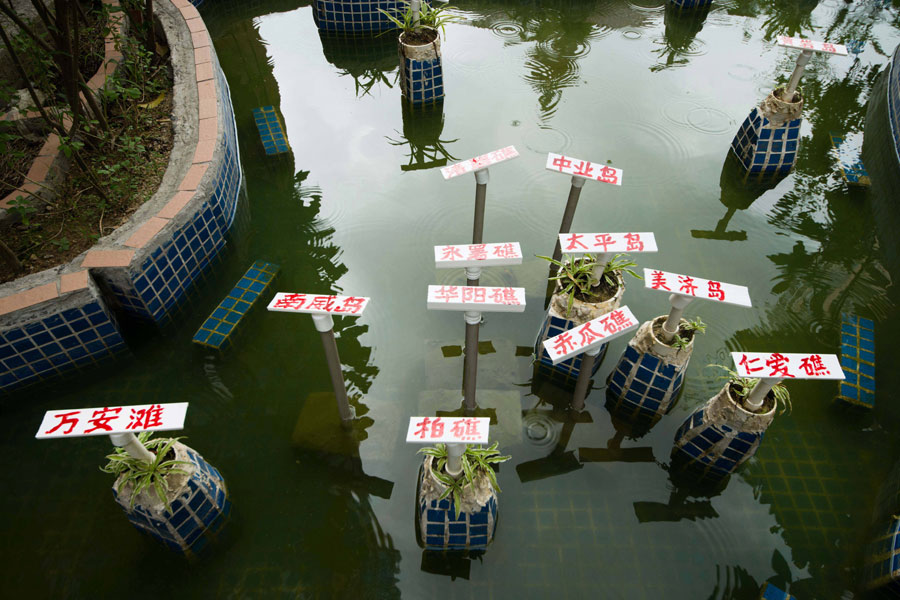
[644,268,752,308]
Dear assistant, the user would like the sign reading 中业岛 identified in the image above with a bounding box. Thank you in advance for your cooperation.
[406,416,490,444]
[546,153,623,186]
[426,285,526,312]
[435,242,523,268]
[542,306,639,364]
[731,352,845,380]
[559,232,657,255]
[644,268,752,308]
[267,293,369,315]
[776,36,848,56]
[36,402,189,439]
[440,146,519,180]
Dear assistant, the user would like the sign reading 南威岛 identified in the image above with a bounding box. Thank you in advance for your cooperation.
[440,146,519,180]
[426,285,526,312]
[542,306,639,364]
[643,268,752,308]
[406,416,490,444]
[545,153,623,186]
[731,352,845,380]
[559,232,657,255]
[434,242,523,268]
[35,402,189,439]
[267,293,369,315]
[776,36,848,56]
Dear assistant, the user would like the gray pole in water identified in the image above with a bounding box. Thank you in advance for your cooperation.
[785,49,813,100]
[473,169,489,245]
[551,176,586,273]
[745,377,781,410]
[463,310,481,414]
[572,346,602,412]
[411,0,421,27]
[312,313,353,424]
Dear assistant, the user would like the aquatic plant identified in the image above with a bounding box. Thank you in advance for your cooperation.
[100,433,191,512]
[419,442,510,519]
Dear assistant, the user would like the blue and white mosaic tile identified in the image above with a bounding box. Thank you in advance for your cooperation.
[417,459,498,551]
[731,107,801,181]
[668,0,712,9]
[836,313,875,408]
[759,582,796,600]
[829,132,871,187]
[534,312,605,390]
[401,50,444,105]
[863,516,900,594]
[253,106,290,155]
[313,0,403,33]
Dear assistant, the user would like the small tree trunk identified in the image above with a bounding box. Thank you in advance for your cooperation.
[0,238,23,273]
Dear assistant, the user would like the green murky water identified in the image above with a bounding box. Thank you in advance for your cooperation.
[4,1,900,597]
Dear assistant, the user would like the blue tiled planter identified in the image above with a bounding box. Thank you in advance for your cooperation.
[731,88,802,182]
[112,442,230,557]
[863,516,900,594]
[400,29,444,105]
[416,456,498,551]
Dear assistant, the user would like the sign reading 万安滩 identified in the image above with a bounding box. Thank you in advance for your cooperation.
[435,242,523,268]
[426,285,526,312]
[406,416,490,444]
[731,352,845,380]
[267,293,369,315]
[644,268,752,308]
[542,306,639,364]
[546,153,623,186]
[36,402,189,439]
[776,36,848,56]
[440,146,519,180]
[559,232,657,255]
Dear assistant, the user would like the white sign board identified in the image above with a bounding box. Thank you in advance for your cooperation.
[731,352,845,380]
[776,36,848,56]
[36,402,188,439]
[643,268,752,308]
[441,146,519,180]
[267,293,369,315]
[546,153,623,186]
[435,242,523,268]
[542,306,639,364]
[406,416,490,444]
[426,285,526,312]
[559,232,657,255]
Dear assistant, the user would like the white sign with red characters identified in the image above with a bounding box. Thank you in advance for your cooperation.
[559,232,657,255]
[776,36,848,56]
[643,268,752,308]
[405,416,490,444]
[427,285,526,312]
[267,293,369,316]
[546,153,623,186]
[440,146,519,180]
[435,242,523,268]
[36,402,189,439]
[731,352,844,380]
[543,306,639,364]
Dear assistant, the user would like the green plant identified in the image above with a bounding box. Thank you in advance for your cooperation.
[537,253,641,316]
[671,316,706,350]
[710,364,791,415]
[419,442,510,519]
[100,433,191,512]
[379,1,461,37]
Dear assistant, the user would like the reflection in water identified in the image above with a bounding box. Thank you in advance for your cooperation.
[386,98,459,171]
[652,4,710,72]
[317,30,400,97]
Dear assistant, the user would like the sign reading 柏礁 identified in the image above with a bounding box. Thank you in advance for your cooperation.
[440,146,519,180]
[267,293,369,315]
[776,36,848,56]
[427,285,526,312]
[435,242,523,268]
[36,402,189,439]
[731,352,845,380]
[406,416,490,444]
[644,268,752,308]
[559,232,657,255]
[546,153,623,186]
[543,306,639,364]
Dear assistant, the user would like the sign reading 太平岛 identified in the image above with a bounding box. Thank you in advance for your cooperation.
[559,232,657,255]
[546,153,623,186]
[267,293,369,315]
[643,268,752,308]
[406,416,490,444]
[776,36,848,56]
[440,146,519,180]
[731,352,845,380]
[542,306,639,364]
[36,402,189,439]
[426,285,526,312]
[434,242,523,268]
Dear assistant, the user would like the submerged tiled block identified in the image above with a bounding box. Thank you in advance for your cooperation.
[759,582,796,600]
[837,314,875,408]
[829,133,871,187]
[401,55,444,105]
[534,312,605,390]
[863,517,900,594]
[253,106,290,156]
[731,107,801,180]
[668,0,712,8]
[607,345,685,416]
[193,261,279,350]
[313,0,403,33]
[417,461,498,551]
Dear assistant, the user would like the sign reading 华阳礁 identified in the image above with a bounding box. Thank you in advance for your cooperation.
[434,242,523,268]
[546,153,623,186]
[731,352,845,380]
[36,402,189,439]
[776,36,848,56]
[440,146,519,180]
[559,232,657,255]
[267,293,369,315]
[406,416,490,444]
[426,285,526,312]
[644,268,752,308]
[542,306,639,364]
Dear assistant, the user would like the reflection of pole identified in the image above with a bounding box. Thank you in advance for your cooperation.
[463,311,481,413]
[473,169,489,244]
[313,313,353,423]
[746,377,780,410]
[785,49,813,99]
[572,346,602,411]
[551,176,586,272]
[660,294,693,344]
[109,432,154,462]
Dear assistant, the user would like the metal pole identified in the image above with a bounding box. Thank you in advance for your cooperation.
[785,50,813,100]
[463,310,481,414]
[590,252,612,286]
[473,169,489,244]
[312,313,353,424]
[466,266,481,289]
[446,442,465,478]
[109,432,154,462]
[572,346,602,411]
[410,0,420,27]
[745,377,781,410]
[551,176,586,270]
[660,294,693,344]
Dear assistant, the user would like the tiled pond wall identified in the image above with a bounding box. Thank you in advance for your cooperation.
[0,0,241,394]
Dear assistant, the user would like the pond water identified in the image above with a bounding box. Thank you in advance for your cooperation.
[4,0,900,598]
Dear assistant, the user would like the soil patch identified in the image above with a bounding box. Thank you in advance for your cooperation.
[573,275,619,304]
[401,28,438,46]
[0,127,46,197]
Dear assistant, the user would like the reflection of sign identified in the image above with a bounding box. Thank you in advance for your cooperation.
[427,285,526,312]
[560,232,657,254]
[36,402,189,439]
[440,146,519,179]
[406,416,490,444]
[643,268,752,308]
[546,153,623,186]
[435,242,523,268]
[267,293,369,315]
[776,36,848,56]
[731,352,845,380]
[543,306,639,364]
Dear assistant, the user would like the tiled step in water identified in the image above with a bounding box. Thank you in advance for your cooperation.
[253,106,290,155]
[836,313,875,408]
[829,132,871,187]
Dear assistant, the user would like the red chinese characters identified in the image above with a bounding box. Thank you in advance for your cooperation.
[597,165,619,184]
[576,322,602,346]
[44,410,81,436]
[565,233,588,251]
[333,297,366,314]
[573,160,594,177]
[406,416,490,444]
[492,243,519,259]
[37,402,188,439]
[766,353,795,378]
[732,352,844,380]
[462,287,487,304]
[467,244,487,261]
[798,354,830,377]
[650,270,670,291]
[441,245,463,261]
[600,309,632,335]
[678,275,698,296]
[434,286,460,303]
[552,155,573,172]
[707,281,725,301]
[738,353,764,374]
[272,293,307,310]
[449,418,482,442]
[625,233,643,252]
[307,296,336,312]
[127,405,165,430]
[593,234,613,253]
[413,416,445,439]
[85,406,123,433]
[552,331,577,356]
[489,287,521,305]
